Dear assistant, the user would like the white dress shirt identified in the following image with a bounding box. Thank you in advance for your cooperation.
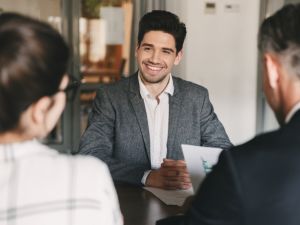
[138,74,174,184]
[285,101,300,123]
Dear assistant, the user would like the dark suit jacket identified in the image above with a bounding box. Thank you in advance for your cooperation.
[157,110,300,225]
[79,73,232,185]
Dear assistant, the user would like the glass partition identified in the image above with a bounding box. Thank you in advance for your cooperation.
[79,0,133,134]
[0,0,135,151]
[0,0,73,150]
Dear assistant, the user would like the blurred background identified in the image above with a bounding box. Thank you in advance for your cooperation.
[0,0,296,152]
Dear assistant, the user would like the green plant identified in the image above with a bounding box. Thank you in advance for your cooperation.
[82,0,101,18]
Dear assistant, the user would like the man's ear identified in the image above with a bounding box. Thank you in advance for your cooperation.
[264,53,280,89]
[174,50,183,65]
[135,44,139,57]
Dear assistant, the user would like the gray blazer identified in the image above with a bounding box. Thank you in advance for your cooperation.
[79,73,232,185]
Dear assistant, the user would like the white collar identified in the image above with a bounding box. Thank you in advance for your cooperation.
[285,101,300,123]
[138,73,174,99]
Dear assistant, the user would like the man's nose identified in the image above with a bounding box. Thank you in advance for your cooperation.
[150,51,160,63]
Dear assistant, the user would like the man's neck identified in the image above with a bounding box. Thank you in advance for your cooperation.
[285,100,300,123]
[283,82,300,123]
[143,75,170,98]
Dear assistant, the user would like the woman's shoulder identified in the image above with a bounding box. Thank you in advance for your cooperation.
[32,142,111,180]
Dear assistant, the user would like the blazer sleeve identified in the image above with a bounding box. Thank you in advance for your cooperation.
[200,90,232,150]
[157,150,243,225]
[78,86,147,185]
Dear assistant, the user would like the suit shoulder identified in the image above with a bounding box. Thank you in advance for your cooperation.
[173,76,208,92]
[95,76,132,100]
[99,76,130,91]
[173,76,208,96]
[228,129,283,160]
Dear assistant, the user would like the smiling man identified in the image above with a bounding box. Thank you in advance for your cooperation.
[79,10,232,189]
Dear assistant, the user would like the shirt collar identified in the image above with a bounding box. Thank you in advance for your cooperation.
[138,72,174,99]
[138,73,150,99]
[165,75,174,96]
[285,101,300,123]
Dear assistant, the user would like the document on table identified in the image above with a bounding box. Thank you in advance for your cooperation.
[144,187,194,206]
[144,145,222,206]
[182,144,223,193]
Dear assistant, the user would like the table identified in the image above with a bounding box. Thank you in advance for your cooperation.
[116,183,187,225]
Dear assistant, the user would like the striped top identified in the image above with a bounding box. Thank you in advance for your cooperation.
[0,139,123,225]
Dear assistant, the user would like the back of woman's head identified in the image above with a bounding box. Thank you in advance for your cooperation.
[0,12,69,133]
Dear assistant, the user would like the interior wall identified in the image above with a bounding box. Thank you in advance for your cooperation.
[166,0,260,145]
[165,0,187,79]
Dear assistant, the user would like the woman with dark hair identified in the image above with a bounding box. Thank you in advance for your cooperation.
[0,13,122,225]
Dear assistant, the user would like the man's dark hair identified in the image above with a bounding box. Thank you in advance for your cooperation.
[0,12,69,133]
[137,10,186,54]
[258,4,300,78]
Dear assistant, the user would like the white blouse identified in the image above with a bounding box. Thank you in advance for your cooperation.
[0,139,123,225]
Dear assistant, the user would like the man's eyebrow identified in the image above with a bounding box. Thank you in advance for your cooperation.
[162,47,175,53]
[140,43,175,53]
[141,43,154,48]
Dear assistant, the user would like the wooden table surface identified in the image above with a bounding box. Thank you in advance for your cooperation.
[115,183,187,225]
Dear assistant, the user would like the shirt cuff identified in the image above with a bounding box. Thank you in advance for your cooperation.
[141,170,152,185]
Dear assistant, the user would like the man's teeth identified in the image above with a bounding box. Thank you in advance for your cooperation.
[147,65,161,71]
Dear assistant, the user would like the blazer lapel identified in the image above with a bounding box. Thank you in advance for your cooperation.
[167,78,182,159]
[128,74,151,162]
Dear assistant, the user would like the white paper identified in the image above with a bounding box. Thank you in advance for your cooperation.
[144,187,194,206]
[182,144,223,192]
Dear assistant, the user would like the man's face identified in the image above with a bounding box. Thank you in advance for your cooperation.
[135,31,182,85]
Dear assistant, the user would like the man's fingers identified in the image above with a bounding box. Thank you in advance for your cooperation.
[162,160,188,170]
[161,171,179,177]
[162,159,177,167]
[163,174,191,184]
[174,160,187,167]
[161,166,189,176]
[146,163,192,190]
[163,179,192,190]
[163,179,180,188]
[161,169,188,177]
[176,167,189,174]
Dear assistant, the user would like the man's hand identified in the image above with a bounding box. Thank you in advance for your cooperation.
[145,159,192,190]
